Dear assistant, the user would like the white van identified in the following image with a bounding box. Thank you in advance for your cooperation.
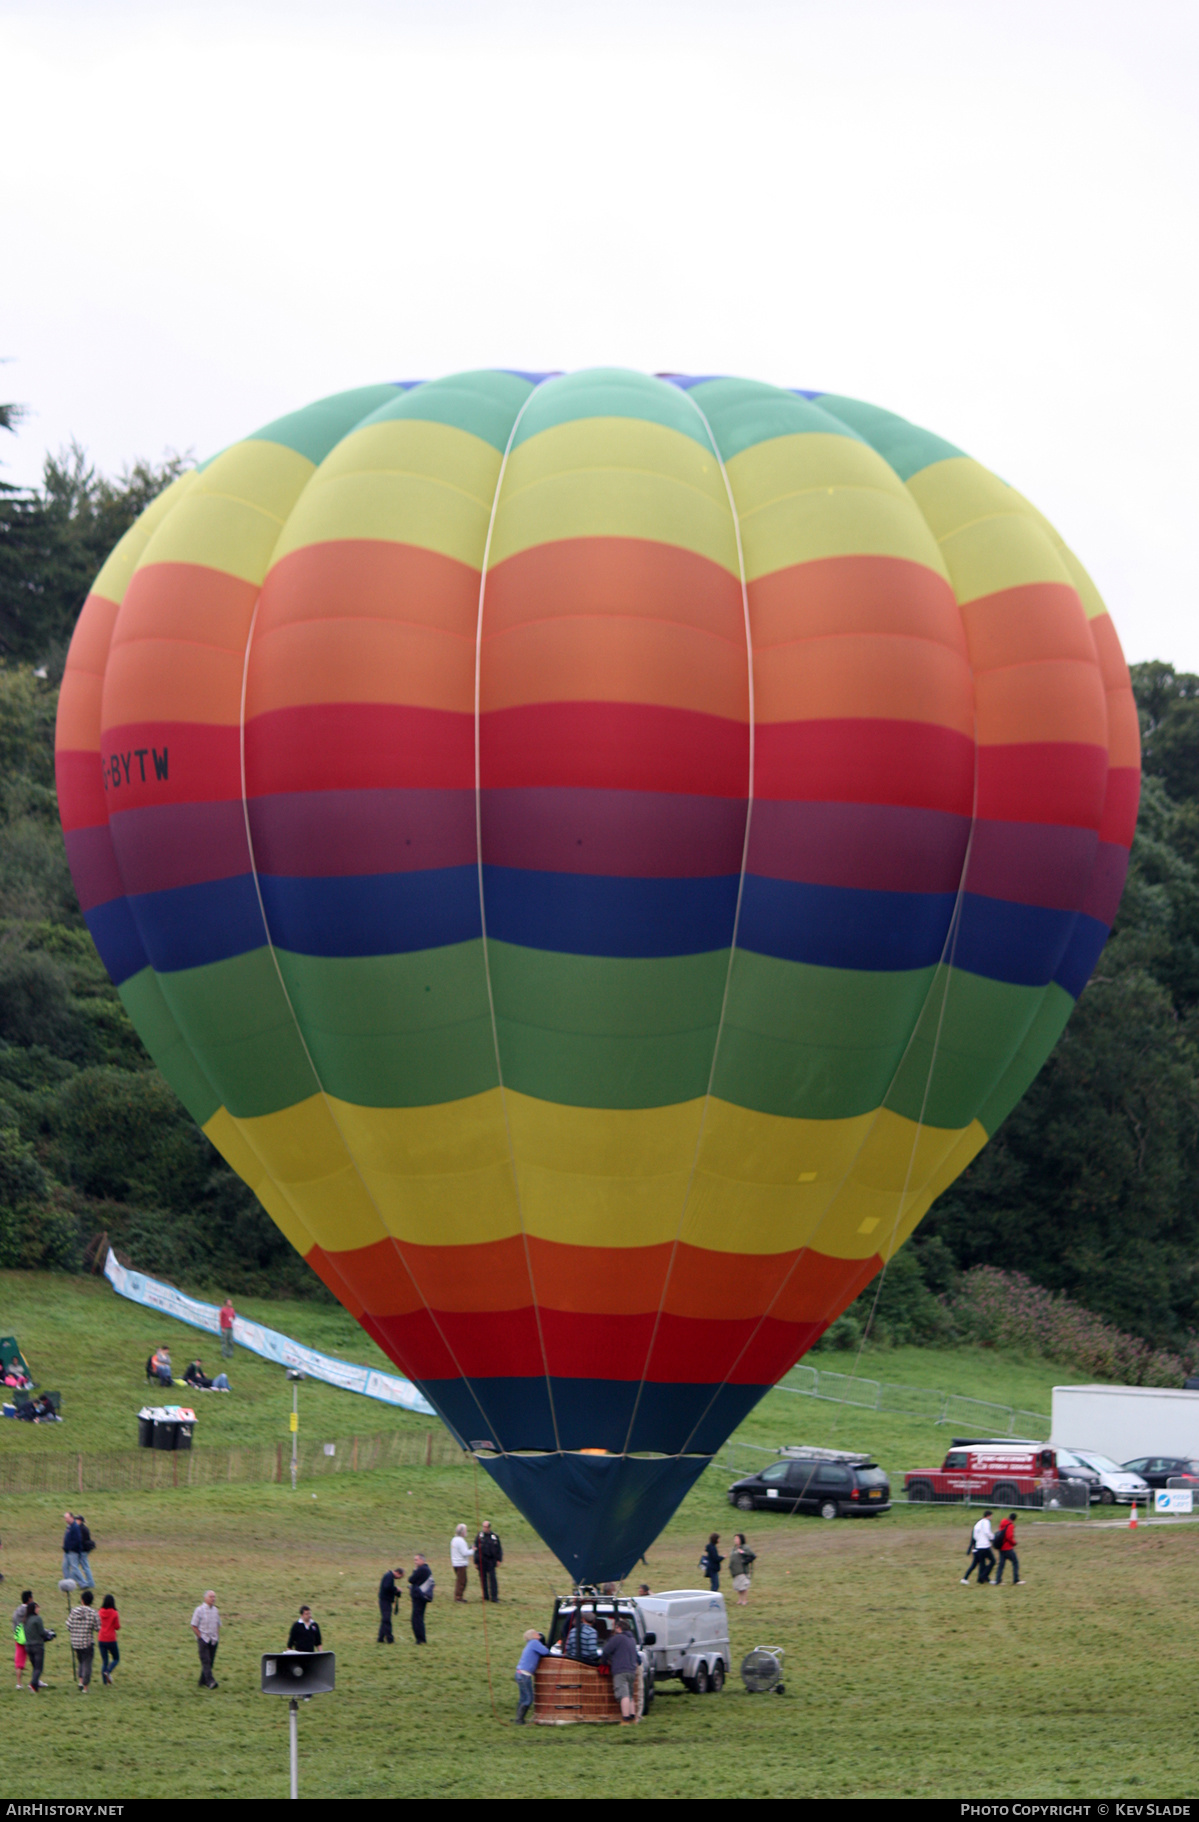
[632,1589,731,1694]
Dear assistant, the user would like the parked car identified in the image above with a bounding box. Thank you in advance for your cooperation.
[1050,1447,1104,1500]
[728,1449,890,1519]
[904,1441,1086,1506]
[1121,1456,1199,1490]
[1059,1448,1149,1505]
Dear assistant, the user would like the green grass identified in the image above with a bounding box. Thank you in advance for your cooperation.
[0,1271,434,1455]
[0,1271,1185,1797]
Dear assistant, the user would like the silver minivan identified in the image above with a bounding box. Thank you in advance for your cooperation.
[1060,1447,1150,1505]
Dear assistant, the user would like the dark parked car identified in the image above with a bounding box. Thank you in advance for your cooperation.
[728,1450,890,1519]
[1122,1456,1199,1489]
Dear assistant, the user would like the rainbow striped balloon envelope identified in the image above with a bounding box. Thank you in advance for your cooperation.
[55,370,1139,1578]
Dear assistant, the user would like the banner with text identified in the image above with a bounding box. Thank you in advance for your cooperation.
[104,1249,436,1416]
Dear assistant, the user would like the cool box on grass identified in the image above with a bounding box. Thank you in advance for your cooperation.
[261,1651,336,1696]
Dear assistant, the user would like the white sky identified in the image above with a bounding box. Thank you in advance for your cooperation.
[3,0,1197,666]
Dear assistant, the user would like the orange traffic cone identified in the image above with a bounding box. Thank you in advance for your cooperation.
[1129,1502,1138,1529]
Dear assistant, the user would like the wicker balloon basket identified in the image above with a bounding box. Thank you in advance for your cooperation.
[533,1656,643,1725]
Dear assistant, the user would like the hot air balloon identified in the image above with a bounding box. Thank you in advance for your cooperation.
[55,370,1139,1580]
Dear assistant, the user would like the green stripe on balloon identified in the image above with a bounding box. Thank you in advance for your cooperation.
[814,393,966,481]
[356,370,537,452]
[685,377,869,459]
[247,385,406,465]
[510,369,712,450]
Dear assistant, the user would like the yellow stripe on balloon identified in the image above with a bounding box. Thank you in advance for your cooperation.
[211,1088,982,1260]
[89,470,200,606]
[905,457,1077,604]
[269,420,500,568]
[137,441,316,586]
[489,418,739,573]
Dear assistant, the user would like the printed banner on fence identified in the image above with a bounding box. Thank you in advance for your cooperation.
[1155,1489,1194,1514]
[104,1249,435,1416]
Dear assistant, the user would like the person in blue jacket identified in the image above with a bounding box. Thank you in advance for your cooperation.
[514,1630,549,1723]
[61,1511,94,1593]
[700,1533,723,1593]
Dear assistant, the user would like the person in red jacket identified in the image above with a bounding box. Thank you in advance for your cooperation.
[994,1512,1022,1585]
[98,1594,121,1684]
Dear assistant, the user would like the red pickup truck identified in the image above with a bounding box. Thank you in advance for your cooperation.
[905,1442,1071,1505]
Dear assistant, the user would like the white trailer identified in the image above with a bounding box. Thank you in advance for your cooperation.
[1051,1384,1199,1463]
[632,1590,731,1694]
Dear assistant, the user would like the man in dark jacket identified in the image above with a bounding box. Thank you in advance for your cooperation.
[377,1565,403,1643]
[474,1521,502,1602]
[287,1605,322,1651]
[408,1555,433,1644]
[61,1511,94,1593]
[599,1618,640,1723]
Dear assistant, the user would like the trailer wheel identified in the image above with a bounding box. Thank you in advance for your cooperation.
[692,1662,710,1695]
[709,1660,725,1693]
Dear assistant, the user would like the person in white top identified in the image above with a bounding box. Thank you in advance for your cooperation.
[961,1511,996,1585]
[450,1525,474,1602]
[190,1590,221,1686]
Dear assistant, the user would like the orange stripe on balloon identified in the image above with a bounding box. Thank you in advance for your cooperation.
[100,638,247,730]
[479,616,749,720]
[257,539,481,641]
[483,536,745,644]
[246,618,476,716]
[749,553,966,656]
[110,562,259,655]
[974,658,1108,748]
[959,581,1098,670]
[753,631,974,733]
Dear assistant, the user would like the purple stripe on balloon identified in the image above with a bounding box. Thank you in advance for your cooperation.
[108,800,251,897]
[480,788,746,878]
[249,790,477,878]
[748,801,969,895]
[964,820,1098,913]
[1079,841,1129,927]
[63,824,126,913]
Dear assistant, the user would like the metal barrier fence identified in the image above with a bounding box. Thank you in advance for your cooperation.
[0,1428,468,1496]
[773,1365,1050,1440]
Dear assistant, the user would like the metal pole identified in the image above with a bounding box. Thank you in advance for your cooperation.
[289,1696,298,1799]
[290,1382,298,1492]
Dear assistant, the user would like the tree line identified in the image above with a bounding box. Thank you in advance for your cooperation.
[1,422,1197,1342]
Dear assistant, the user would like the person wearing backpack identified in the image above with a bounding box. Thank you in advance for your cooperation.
[61,1510,94,1593]
[408,1554,434,1644]
[994,1512,1022,1585]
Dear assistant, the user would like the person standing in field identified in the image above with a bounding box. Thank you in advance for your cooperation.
[408,1554,433,1644]
[475,1521,502,1602]
[961,1510,996,1585]
[219,1297,236,1359]
[23,1600,53,1692]
[994,1512,1022,1585]
[599,1616,640,1725]
[450,1524,473,1601]
[728,1534,756,1606]
[377,1564,403,1643]
[98,1594,120,1685]
[514,1628,549,1724]
[13,1588,31,1690]
[700,1533,723,1592]
[190,1589,220,1687]
[61,1510,94,1593]
[68,1589,99,1694]
[287,1605,322,1651]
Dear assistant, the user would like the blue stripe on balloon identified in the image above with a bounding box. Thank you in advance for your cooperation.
[420,1374,767,1455]
[85,895,149,988]
[1052,911,1111,1000]
[113,864,1096,987]
[127,875,265,973]
[739,876,955,973]
[952,892,1080,990]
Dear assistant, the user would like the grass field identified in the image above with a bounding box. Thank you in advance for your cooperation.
[0,1271,1184,1799]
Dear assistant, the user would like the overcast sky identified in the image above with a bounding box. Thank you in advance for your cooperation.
[3,0,1197,666]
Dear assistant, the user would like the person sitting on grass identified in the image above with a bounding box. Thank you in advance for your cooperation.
[183,1360,230,1393]
[150,1347,173,1387]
